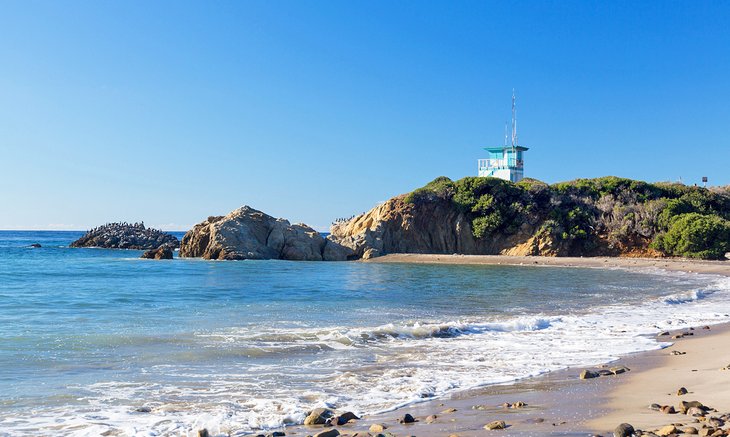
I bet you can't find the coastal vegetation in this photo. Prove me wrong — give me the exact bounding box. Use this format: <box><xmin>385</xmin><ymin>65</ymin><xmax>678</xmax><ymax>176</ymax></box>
<box><xmin>402</xmin><ymin>176</ymin><xmax>730</xmax><ymax>259</ymax></box>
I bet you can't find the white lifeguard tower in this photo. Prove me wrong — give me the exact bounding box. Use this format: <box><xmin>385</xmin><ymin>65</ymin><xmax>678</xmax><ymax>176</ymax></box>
<box><xmin>477</xmin><ymin>91</ymin><xmax>529</xmax><ymax>183</ymax></box>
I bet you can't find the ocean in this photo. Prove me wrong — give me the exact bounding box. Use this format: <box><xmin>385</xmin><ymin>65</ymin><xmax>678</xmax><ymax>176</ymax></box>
<box><xmin>1</xmin><ymin>230</ymin><xmax>729</xmax><ymax>436</ymax></box>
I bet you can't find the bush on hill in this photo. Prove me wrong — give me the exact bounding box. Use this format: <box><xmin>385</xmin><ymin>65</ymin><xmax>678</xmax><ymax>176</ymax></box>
<box><xmin>651</xmin><ymin>213</ymin><xmax>730</xmax><ymax>260</ymax></box>
<box><xmin>405</xmin><ymin>175</ymin><xmax>730</xmax><ymax>259</ymax></box>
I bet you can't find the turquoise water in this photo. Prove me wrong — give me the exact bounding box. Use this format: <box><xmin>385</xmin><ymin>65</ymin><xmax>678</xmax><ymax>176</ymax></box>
<box><xmin>1</xmin><ymin>231</ymin><xmax>729</xmax><ymax>436</ymax></box>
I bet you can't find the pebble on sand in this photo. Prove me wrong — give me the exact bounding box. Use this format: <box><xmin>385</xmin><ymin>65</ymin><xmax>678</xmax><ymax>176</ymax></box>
<box><xmin>613</xmin><ymin>423</ymin><xmax>635</xmax><ymax>437</ymax></box>
<box><xmin>484</xmin><ymin>420</ymin><xmax>506</xmax><ymax>430</ymax></box>
<box><xmin>368</xmin><ymin>424</ymin><xmax>386</xmax><ymax>433</ymax></box>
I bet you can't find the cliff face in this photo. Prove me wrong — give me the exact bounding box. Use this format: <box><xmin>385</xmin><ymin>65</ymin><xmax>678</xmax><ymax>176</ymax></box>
<box><xmin>179</xmin><ymin>206</ymin><xmax>353</xmax><ymax>261</ymax></box>
<box><xmin>329</xmin><ymin>195</ymin><xmax>564</xmax><ymax>259</ymax></box>
<box><xmin>328</xmin><ymin>176</ymin><xmax>730</xmax><ymax>260</ymax></box>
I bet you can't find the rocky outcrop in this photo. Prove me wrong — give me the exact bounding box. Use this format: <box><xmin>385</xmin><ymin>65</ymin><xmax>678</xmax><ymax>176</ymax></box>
<box><xmin>328</xmin><ymin>195</ymin><xmax>563</xmax><ymax>260</ymax></box>
<box><xmin>140</xmin><ymin>247</ymin><xmax>173</xmax><ymax>260</ymax></box>
<box><xmin>179</xmin><ymin>206</ymin><xmax>353</xmax><ymax>261</ymax></box>
<box><xmin>328</xmin><ymin>176</ymin><xmax>730</xmax><ymax>260</ymax></box>
<box><xmin>71</xmin><ymin>222</ymin><xmax>179</xmax><ymax>250</ymax></box>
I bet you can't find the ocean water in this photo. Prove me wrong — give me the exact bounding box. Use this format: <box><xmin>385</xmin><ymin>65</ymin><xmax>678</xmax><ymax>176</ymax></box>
<box><xmin>1</xmin><ymin>231</ymin><xmax>730</xmax><ymax>436</ymax></box>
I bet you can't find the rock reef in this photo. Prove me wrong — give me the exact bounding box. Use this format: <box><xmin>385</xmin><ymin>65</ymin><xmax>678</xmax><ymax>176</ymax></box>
<box><xmin>70</xmin><ymin>222</ymin><xmax>179</xmax><ymax>250</ymax></box>
<box><xmin>179</xmin><ymin>206</ymin><xmax>353</xmax><ymax>261</ymax></box>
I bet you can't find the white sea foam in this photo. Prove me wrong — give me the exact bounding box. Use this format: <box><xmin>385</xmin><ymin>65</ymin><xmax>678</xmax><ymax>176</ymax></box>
<box><xmin>3</xmin><ymin>271</ymin><xmax>730</xmax><ymax>436</ymax></box>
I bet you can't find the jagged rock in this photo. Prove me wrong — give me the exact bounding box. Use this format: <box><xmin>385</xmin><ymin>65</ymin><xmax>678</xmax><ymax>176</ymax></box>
<box><xmin>71</xmin><ymin>222</ymin><xmax>179</xmax><ymax>250</ymax></box>
<box><xmin>30</xmin><ymin>243</ymin><xmax>42</xmax><ymax>248</ymax></box>
<box><xmin>328</xmin><ymin>411</ymin><xmax>359</xmax><ymax>426</ymax></box>
<box><xmin>610</xmin><ymin>365</ymin><xmax>630</xmax><ymax>375</ymax></box>
<box><xmin>303</xmin><ymin>408</ymin><xmax>334</xmax><ymax>425</ymax></box>
<box><xmin>580</xmin><ymin>369</ymin><xmax>599</xmax><ymax>379</ymax></box>
<box><xmin>677</xmin><ymin>387</ymin><xmax>688</xmax><ymax>396</ymax></box>
<box><xmin>613</xmin><ymin>423</ymin><xmax>635</xmax><ymax>437</ymax></box>
<box><xmin>180</xmin><ymin>206</ymin><xmax>343</xmax><ymax>261</ymax></box>
<box><xmin>141</xmin><ymin>247</ymin><xmax>173</xmax><ymax>260</ymax></box>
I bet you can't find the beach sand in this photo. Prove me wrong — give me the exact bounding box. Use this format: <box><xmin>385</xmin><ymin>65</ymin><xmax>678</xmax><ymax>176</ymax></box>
<box><xmin>271</xmin><ymin>255</ymin><xmax>730</xmax><ymax>437</ymax></box>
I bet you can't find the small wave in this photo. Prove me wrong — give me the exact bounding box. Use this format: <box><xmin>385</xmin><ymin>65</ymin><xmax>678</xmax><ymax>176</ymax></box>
<box><xmin>662</xmin><ymin>289</ymin><xmax>713</xmax><ymax>304</ymax></box>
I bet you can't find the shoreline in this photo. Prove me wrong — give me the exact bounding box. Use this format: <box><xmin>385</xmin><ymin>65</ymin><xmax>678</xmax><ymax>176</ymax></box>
<box><xmin>268</xmin><ymin>255</ymin><xmax>730</xmax><ymax>437</ymax></box>
<box><xmin>366</xmin><ymin>253</ymin><xmax>730</xmax><ymax>276</ymax></box>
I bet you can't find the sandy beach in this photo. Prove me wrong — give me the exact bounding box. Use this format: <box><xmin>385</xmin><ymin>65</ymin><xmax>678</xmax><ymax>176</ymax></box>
<box><xmin>272</xmin><ymin>254</ymin><xmax>730</xmax><ymax>437</ymax></box>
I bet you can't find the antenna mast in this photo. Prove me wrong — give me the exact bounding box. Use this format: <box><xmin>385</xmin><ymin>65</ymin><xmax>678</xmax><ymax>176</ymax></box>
<box><xmin>511</xmin><ymin>89</ymin><xmax>517</xmax><ymax>148</ymax></box>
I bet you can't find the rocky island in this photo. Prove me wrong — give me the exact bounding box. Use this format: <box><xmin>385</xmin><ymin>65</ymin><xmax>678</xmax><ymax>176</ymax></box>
<box><xmin>70</xmin><ymin>222</ymin><xmax>179</xmax><ymax>250</ymax></box>
<box><xmin>328</xmin><ymin>176</ymin><xmax>730</xmax><ymax>260</ymax></box>
<box><xmin>179</xmin><ymin>206</ymin><xmax>353</xmax><ymax>261</ymax></box>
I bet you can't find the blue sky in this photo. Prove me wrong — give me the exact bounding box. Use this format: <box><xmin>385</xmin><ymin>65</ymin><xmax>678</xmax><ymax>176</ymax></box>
<box><xmin>1</xmin><ymin>1</ymin><xmax>728</xmax><ymax>231</ymax></box>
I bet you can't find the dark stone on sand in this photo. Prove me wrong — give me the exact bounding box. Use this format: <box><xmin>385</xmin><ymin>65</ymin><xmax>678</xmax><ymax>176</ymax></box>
<box><xmin>703</xmin><ymin>326</ymin><xmax>711</xmax><ymax>330</ymax></box>
<box><xmin>198</xmin><ymin>430</ymin><xmax>210</xmax><ymax>437</ymax></box>
<box><xmin>677</xmin><ymin>387</ymin><xmax>688</xmax><ymax>395</ymax></box>
<box><xmin>613</xmin><ymin>423</ymin><xmax>635</xmax><ymax>437</ymax></box>
<box><xmin>135</xmin><ymin>406</ymin><xmax>151</xmax><ymax>413</ymax></box>
<box><xmin>649</xmin><ymin>403</ymin><xmax>662</xmax><ymax>411</ymax></box>
<box><xmin>658</xmin><ymin>331</ymin><xmax>670</xmax><ymax>336</ymax></box>
<box><xmin>267</xmin><ymin>433</ymin><xmax>285</xmax><ymax>437</ymax></box>
<box><xmin>329</xmin><ymin>411</ymin><xmax>359</xmax><ymax>425</ymax></box>
<box><xmin>313</xmin><ymin>430</ymin><xmax>339</xmax><ymax>437</ymax></box>
<box><xmin>580</xmin><ymin>369</ymin><xmax>599</xmax><ymax>379</ymax></box>
<box><xmin>399</xmin><ymin>413</ymin><xmax>416</xmax><ymax>424</ymax></box>
<box><xmin>610</xmin><ymin>365</ymin><xmax>630</xmax><ymax>375</ymax></box>
<box><xmin>30</xmin><ymin>243</ymin><xmax>41</xmax><ymax>248</ymax></box>
<box><xmin>141</xmin><ymin>247</ymin><xmax>173</xmax><ymax>260</ymax></box>
<box><xmin>660</xmin><ymin>405</ymin><xmax>676</xmax><ymax>414</ymax></box>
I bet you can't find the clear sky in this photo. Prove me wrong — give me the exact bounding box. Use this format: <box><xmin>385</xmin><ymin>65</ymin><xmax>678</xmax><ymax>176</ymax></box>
<box><xmin>1</xmin><ymin>1</ymin><xmax>729</xmax><ymax>231</ymax></box>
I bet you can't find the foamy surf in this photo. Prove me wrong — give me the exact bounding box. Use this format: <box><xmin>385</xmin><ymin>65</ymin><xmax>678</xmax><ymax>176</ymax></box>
<box><xmin>2</xmin><ymin>244</ymin><xmax>730</xmax><ymax>437</ymax></box>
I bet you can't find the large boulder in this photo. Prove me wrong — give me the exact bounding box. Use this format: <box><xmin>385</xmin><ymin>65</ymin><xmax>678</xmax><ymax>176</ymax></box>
<box><xmin>180</xmin><ymin>206</ymin><xmax>345</xmax><ymax>261</ymax></box>
<box><xmin>70</xmin><ymin>222</ymin><xmax>179</xmax><ymax>250</ymax></box>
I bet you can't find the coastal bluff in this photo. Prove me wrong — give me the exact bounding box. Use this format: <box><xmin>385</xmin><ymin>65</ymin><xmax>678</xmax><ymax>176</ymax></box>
<box><xmin>179</xmin><ymin>206</ymin><xmax>353</xmax><ymax>261</ymax></box>
<box><xmin>70</xmin><ymin>222</ymin><xmax>179</xmax><ymax>250</ymax></box>
<box><xmin>328</xmin><ymin>176</ymin><xmax>730</xmax><ymax>260</ymax></box>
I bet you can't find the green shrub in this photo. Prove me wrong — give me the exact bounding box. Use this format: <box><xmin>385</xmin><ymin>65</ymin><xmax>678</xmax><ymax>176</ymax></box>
<box><xmin>652</xmin><ymin>213</ymin><xmax>730</xmax><ymax>260</ymax></box>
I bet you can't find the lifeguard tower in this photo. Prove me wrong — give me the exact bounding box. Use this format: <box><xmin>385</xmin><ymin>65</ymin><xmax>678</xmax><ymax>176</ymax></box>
<box><xmin>477</xmin><ymin>92</ymin><xmax>529</xmax><ymax>183</ymax></box>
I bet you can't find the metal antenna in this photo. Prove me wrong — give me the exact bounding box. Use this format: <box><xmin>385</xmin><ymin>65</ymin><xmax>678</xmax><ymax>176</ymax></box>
<box><xmin>511</xmin><ymin>89</ymin><xmax>517</xmax><ymax>148</ymax></box>
<box><xmin>504</xmin><ymin>122</ymin><xmax>508</xmax><ymax>147</ymax></box>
